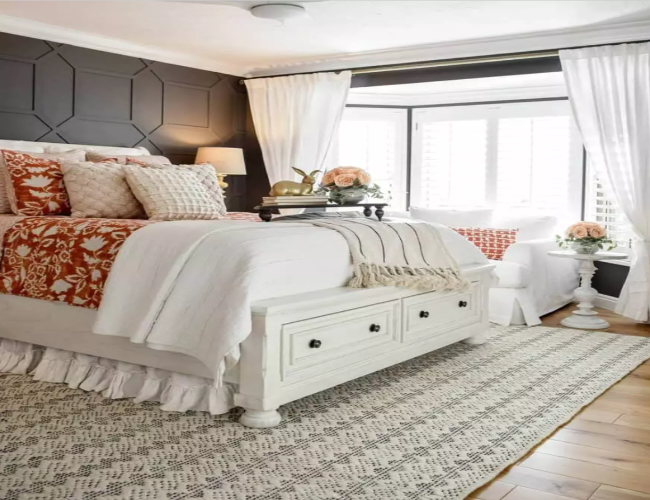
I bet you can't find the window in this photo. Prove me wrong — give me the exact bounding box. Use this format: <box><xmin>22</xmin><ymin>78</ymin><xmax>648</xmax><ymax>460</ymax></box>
<box><xmin>327</xmin><ymin>107</ymin><xmax>408</xmax><ymax>210</ymax></box>
<box><xmin>585</xmin><ymin>165</ymin><xmax>635</xmax><ymax>250</ymax></box>
<box><xmin>411</xmin><ymin>101</ymin><xmax>584</xmax><ymax>224</ymax></box>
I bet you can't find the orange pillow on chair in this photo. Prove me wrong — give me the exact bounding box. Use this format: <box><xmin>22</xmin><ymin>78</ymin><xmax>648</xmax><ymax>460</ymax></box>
<box><xmin>451</xmin><ymin>227</ymin><xmax>519</xmax><ymax>260</ymax></box>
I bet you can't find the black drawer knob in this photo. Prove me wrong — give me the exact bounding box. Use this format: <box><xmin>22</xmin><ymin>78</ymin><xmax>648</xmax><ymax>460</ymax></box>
<box><xmin>369</xmin><ymin>324</ymin><xmax>381</xmax><ymax>333</ymax></box>
<box><xmin>308</xmin><ymin>339</ymin><xmax>322</xmax><ymax>349</ymax></box>
<box><xmin>419</xmin><ymin>311</ymin><xmax>430</xmax><ymax>319</ymax></box>
<box><xmin>458</xmin><ymin>300</ymin><xmax>468</xmax><ymax>308</ymax></box>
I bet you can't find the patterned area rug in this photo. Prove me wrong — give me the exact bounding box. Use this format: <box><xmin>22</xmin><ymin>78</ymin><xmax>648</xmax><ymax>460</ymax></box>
<box><xmin>2</xmin><ymin>325</ymin><xmax>650</xmax><ymax>500</ymax></box>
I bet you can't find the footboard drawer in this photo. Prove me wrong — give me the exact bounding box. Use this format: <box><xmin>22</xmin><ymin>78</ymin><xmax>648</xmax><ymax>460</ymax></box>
<box><xmin>402</xmin><ymin>284</ymin><xmax>481</xmax><ymax>341</ymax></box>
<box><xmin>281</xmin><ymin>301</ymin><xmax>401</xmax><ymax>382</ymax></box>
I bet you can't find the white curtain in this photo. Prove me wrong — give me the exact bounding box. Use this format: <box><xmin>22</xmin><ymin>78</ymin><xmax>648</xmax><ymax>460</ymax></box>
<box><xmin>245</xmin><ymin>71</ymin><xmax>351</xmax><ymax>188</ymax></box>
<box><xmin>561</xmin><ymin>43</ymin><xmax>650</xmax><ymax>321</ymax></box>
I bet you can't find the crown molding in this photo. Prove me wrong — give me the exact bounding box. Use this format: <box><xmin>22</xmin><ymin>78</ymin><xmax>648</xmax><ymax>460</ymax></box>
<box><xmin>347</xmin><ymin>84</ymin><xmax>568</xmax><ymax>106</ymax></box>
<box><xmin>247</xmin><ymin>20</ymin><xmax>650</xmax><ymax>77</ymax></box>
<box><xmin>1</xmin><ymin>13</ymin><xmax>649</xmax><ymax>80</ymax></box>
<box><xmin>0</xmin><ymin>14</ymin><xmax>247</xmax><ymax>76</ymax></box>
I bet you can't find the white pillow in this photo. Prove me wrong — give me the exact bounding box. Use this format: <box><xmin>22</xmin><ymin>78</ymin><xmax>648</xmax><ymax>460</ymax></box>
<box><xmin>130</xmin><ymin>162</ymin><xmax>227</xmax><ymax>217</ymax></box>
<box><xmin>491</xmin><ymin>211</ymin><xmax>558</xmax><ymax>242</ymax></box>
<box><xmin>61</xmin><ymin>162</ymin><xmax>145</xmax><ymax>219</ymax></box>
<box><xmin>125</xmin><ymin>167</ymin><xmax>224</xmax><ymax>221</ymax></box>
<box><xmin>0</xmin><ymin>141</ymin><xmax>45</xmax><ymax>153</ymax></box>
<box><xmin>86</xmin><ymin>152</ymin><xmax>171</xmax><ymax>166</ymax></box>
<box><xmin>46</xmin><ymin>145</ymin><xmax>149</xmax><ymax>156</ymax></box>
<box><xmin>410</xmin><ymin>207</ymin><xmax>494</xmax><ymax>227</ymax></box>
<box><xmin>178</xmin><ymin>164</ymin><xmax>227</xmax><ymax>217</ymax></box>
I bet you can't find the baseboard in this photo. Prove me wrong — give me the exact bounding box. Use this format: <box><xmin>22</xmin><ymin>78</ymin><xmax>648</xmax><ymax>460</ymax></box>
<box><xmin>594</xmin><ymin>294</ymin><xmax>618</xmax><ymax>311</ymax></box>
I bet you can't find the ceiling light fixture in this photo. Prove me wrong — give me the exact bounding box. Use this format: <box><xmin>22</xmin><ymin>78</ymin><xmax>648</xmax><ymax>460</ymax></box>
<box><xmin>250</xmin><ymin>3</ymin><xmax>308</xmax><ymax>23</ymax></box>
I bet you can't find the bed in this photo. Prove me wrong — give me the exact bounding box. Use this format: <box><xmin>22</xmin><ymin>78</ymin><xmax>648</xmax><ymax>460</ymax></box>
<box><xmin>0</xmin><ymin>141</ymin><xmax>494</xmax><ymax>428</ymax></box>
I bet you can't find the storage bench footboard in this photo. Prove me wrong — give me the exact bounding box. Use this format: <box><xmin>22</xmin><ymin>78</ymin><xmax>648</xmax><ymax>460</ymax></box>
<box><xmin>236</xmin><ymin>263</ymin><xmax>494</xmax><ymax>428</ymax></box>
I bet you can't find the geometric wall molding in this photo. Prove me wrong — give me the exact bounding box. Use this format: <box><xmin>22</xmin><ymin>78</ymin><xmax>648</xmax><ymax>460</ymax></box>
<box><xmin>0</xmin><ymin>32</ymin><xmax>252</xmax><ymax>210</ymax></box>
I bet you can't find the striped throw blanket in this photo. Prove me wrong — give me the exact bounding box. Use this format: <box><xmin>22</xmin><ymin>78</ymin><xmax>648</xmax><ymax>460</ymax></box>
<box><xmin>296</xmin><ymin>218</ymin><xmax>469</xmax><ymax>291</ymax></box>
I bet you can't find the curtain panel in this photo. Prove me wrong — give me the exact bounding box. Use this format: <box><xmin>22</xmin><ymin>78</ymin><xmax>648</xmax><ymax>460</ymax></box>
<box><xmin>560</xmin><ymin>43</ymin><xmax>650</xmax><ymax>321</ymax></box>
<box><xmin>245</xmin><ymin>71</ymin><xmax>351</xmax><ymax>191</ymax></box>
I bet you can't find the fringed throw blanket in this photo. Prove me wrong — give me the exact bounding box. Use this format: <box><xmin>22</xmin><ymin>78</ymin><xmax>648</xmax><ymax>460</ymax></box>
<box><xmin>298</xmin><ymin>218</ymin><xmax>469</xmax><ymax>291</ymax></box>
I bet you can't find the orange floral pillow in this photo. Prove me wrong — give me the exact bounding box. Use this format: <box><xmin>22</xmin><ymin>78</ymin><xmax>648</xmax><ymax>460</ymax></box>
<box><xmin>451</xmin><ymin>227</ymin><xmax>519</xmax><ymax>261</ymax></box>
<box><xmin>1</xmin><ymin>150</ymin><xmax>75</xmax><ymax>216</ymax></box>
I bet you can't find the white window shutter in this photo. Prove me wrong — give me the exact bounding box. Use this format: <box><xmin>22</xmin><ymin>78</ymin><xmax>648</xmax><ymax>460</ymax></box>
<box><xmin>496</xmin><ymin>116</ymin><xmax>574</xmax><ymax>214</ymax></box>
<box><xmin>585</xmin><ymin>166</ymin><xmax>634</xmax><ymax>249</ymax></box>
<box><xmin>330</xmin><ymin>107</ymin><xmax>408</xmax><ymax>210</ymax></box>
<box><xmin>411</xmin><ymin>101</ymin><xmax>583</xmax><ymax>224</ymax></box>
<box><xmin>418</xmin><ymin>120</ymin><xmax>488</xmax><ymax>208</ymax></box>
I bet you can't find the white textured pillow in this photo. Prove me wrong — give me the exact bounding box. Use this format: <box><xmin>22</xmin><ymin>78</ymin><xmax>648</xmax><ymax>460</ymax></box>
<box><xmin>125</xmin><ymin>167</ymin><xmax>224</xmax><ymax>221</ymax></box>
<box><xmin>61</xmin><ymin>162</ymin><xmax>145</xmax><ymax>219</ymax></box>
<box><xmin>127</xmin><ymin>163</ymin><xmax>226</xmax><ymax>217</ymax></box>
<box><xmin>177</xmin><ymin>164</ymin><xmax>227</xmax><ymax>216</ymax></box>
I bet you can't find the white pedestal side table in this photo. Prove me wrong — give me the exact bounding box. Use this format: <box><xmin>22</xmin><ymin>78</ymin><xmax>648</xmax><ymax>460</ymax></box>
<box><xmin>548</xmin><ymin>250</ymin><xmax>628</xmax><ymax>329</ymax></box>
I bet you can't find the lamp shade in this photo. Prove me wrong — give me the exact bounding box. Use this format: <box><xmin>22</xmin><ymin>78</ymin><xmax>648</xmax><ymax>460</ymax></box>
<box><xmin>195</xmin><ymin>147</ymin><xmax>247</xmax><ymax>175</ymax></box>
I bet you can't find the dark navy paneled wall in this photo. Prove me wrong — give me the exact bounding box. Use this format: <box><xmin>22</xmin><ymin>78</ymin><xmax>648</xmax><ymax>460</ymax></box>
<box><xmin>0</xmin><ymin>32</ymin><xmax>258</xmax><ymax>210</ymax></box>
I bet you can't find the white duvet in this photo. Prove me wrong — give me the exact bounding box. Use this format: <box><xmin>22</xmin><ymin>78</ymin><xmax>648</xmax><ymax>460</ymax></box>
<box><xmin>94</xmin><ymin>219</ymin><xmax>487</xmax><ymax>384</ymax></box>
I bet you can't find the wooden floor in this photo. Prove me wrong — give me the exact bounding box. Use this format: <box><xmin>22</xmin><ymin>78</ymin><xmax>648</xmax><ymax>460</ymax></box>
<box><xmin>469</xmin><ymin>305</ymin><xmax>650</xmax><ymax>500</ymax></box>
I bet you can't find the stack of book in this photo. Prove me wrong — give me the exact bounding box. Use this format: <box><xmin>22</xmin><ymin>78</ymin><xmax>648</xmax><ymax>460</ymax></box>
<box><xmin>262</xmin><ymin>195</ymin><xmax>329</xmax><ymax>206</ymax></box>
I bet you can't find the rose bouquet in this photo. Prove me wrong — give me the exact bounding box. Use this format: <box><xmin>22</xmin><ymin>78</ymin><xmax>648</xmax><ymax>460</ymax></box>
<box><xmin>556</xmin><ymin>222</ymin><xmax>616</xmax><ymax>254</ymax></box>
<box><xmin>316</xmin><ymin>167</ymin><xmax>384</xmax><ymax>205</ymax></box>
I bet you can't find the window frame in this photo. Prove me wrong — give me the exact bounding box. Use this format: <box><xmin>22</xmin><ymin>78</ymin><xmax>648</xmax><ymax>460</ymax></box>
<box><xmin>329</xmin><ymin>106</ymin><xmax>409</xmax><ymax>210</ymax></box>
<box><xmin>584</xmin><ymin>161</ymin><xmax>635</xmax><ymax>259</ymax></box>
<box><xmin>409</xmin><ymin>99</ymin><xmax>585</xmax><ymax>222</ymax></box>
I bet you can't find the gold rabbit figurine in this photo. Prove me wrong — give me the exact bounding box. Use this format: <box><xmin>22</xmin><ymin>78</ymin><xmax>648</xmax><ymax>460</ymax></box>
<box><xmin>269</xmin><ymin>167</ymin><xmax>321</xmax><ymax>196</ymax></box>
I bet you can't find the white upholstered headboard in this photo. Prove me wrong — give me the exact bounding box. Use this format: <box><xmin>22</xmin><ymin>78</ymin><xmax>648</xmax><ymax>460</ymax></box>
<box><xmin>0</xmin><ymin>140</ymin><xmax>151</xmax><ymax>156</ymax></box>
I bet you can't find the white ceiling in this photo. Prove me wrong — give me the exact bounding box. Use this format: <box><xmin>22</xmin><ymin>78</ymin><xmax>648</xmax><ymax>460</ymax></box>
<box><xmin>348</xmin><ymin>72</ymin><xmax>568</xmax><ymax>105</ymax></box>
<box><xmin>0</xmin><ymin>1</ymin><xmax>649</xmax><ymax>77</ymax></box>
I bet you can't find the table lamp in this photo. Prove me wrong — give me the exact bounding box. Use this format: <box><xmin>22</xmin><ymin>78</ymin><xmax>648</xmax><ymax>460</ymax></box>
<box><xmin>195</xmin><ymin>147</ymin><xmax>247</xmax><ymax>192</ymax></box>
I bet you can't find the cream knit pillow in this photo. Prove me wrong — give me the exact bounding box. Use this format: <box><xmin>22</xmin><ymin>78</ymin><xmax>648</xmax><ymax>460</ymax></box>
<box><xmin>177</xmin><ymin>164</ymin><xmax>227</xmax><ymax>216</ymax></box>
<box><xmin>125</xmin><ymin>167</ymin><xmax>224</xmax><ymax>221</ymax></box>
<box><xmin>125</xmin><ymin>163</ymin><xmax>226</xmax><ymax>217</ymax></box>
<box><xmin>61</xmin><ymin>162</ymin><xmax>145</xmax><ymax>219</ymax></box>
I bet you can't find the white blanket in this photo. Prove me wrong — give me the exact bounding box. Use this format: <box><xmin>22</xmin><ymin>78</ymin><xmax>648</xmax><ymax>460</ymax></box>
<box><xmin>94</xmin><ymin>219</ymin><xmax>487</xmax><ymax>384</ymax></box>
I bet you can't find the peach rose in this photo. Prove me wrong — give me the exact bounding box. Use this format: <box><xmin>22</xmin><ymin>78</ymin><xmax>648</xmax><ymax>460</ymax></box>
<box><xmin>337</xmin><ymin>166</ymin><xmax>362</xmax><ymax>174</ymax></box>
<box><xmin>334</xmin><ymin>173</ymin><xmax>356</xmax><ymax>187</ymax></box>
<box><xmin>321</xmin><ymin>171</ymin><xmax>336</xmax><ymax>185</ymax></box>
<box><xmin>357</xmin><ymin>171</ymin><xmax>371</xmax><ymax>185</ymax></box>
<box><xmin>589</xmin><ymin>226</ymin><xmax>606</xmax><ymax>238</ymax></box>
<box><xmin>565</xmin><ymin>224</ymin><xmax>579</xmax><ymax>237</ymax></box>
<box><xmin>572</xmin><ymin>226</ymin><xmax>589</xmax><ymax>238</ymax></box>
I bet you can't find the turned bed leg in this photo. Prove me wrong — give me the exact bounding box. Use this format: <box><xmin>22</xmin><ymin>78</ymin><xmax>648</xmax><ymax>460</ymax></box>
<box><xmin>463</xmin><ymin>331</ymin><xmax>487</xmax><ymax>345</ymax></box>
<box><xmin>239</xmin><ymin>408</ymin><xmax>282</xmax><ymax>428</ymax></box>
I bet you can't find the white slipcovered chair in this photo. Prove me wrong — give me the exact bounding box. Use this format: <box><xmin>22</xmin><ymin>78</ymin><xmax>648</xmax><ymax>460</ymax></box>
<box><xmin>395</xmin><ymin>208</ymin><xmax>579</xmax><ymax>326</ymax></box>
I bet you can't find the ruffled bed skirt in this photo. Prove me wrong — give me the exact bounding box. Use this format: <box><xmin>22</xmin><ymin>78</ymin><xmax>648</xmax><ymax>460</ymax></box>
<box><xmin>0</xmin><ymin>338</ymin><xmax>236</xmax><ymax>414</ymax></box>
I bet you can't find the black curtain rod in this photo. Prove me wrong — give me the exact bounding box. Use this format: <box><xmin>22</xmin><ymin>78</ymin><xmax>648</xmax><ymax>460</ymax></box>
<box><xmin>237</xmin><ymin>38</ymin><xmax>650</xmax><ymax>85</ymax></box>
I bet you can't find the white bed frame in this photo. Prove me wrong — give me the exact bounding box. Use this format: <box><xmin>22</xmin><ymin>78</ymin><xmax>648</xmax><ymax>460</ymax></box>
<box><xmin>0</xmin><ymin>263</ymin><xmax>493</xmax><ymax>427</ymax></box>
<box><xmin>0</xmin><ymin>140</ymin><xmax>494</xmax><ymax>427</ymax></box>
